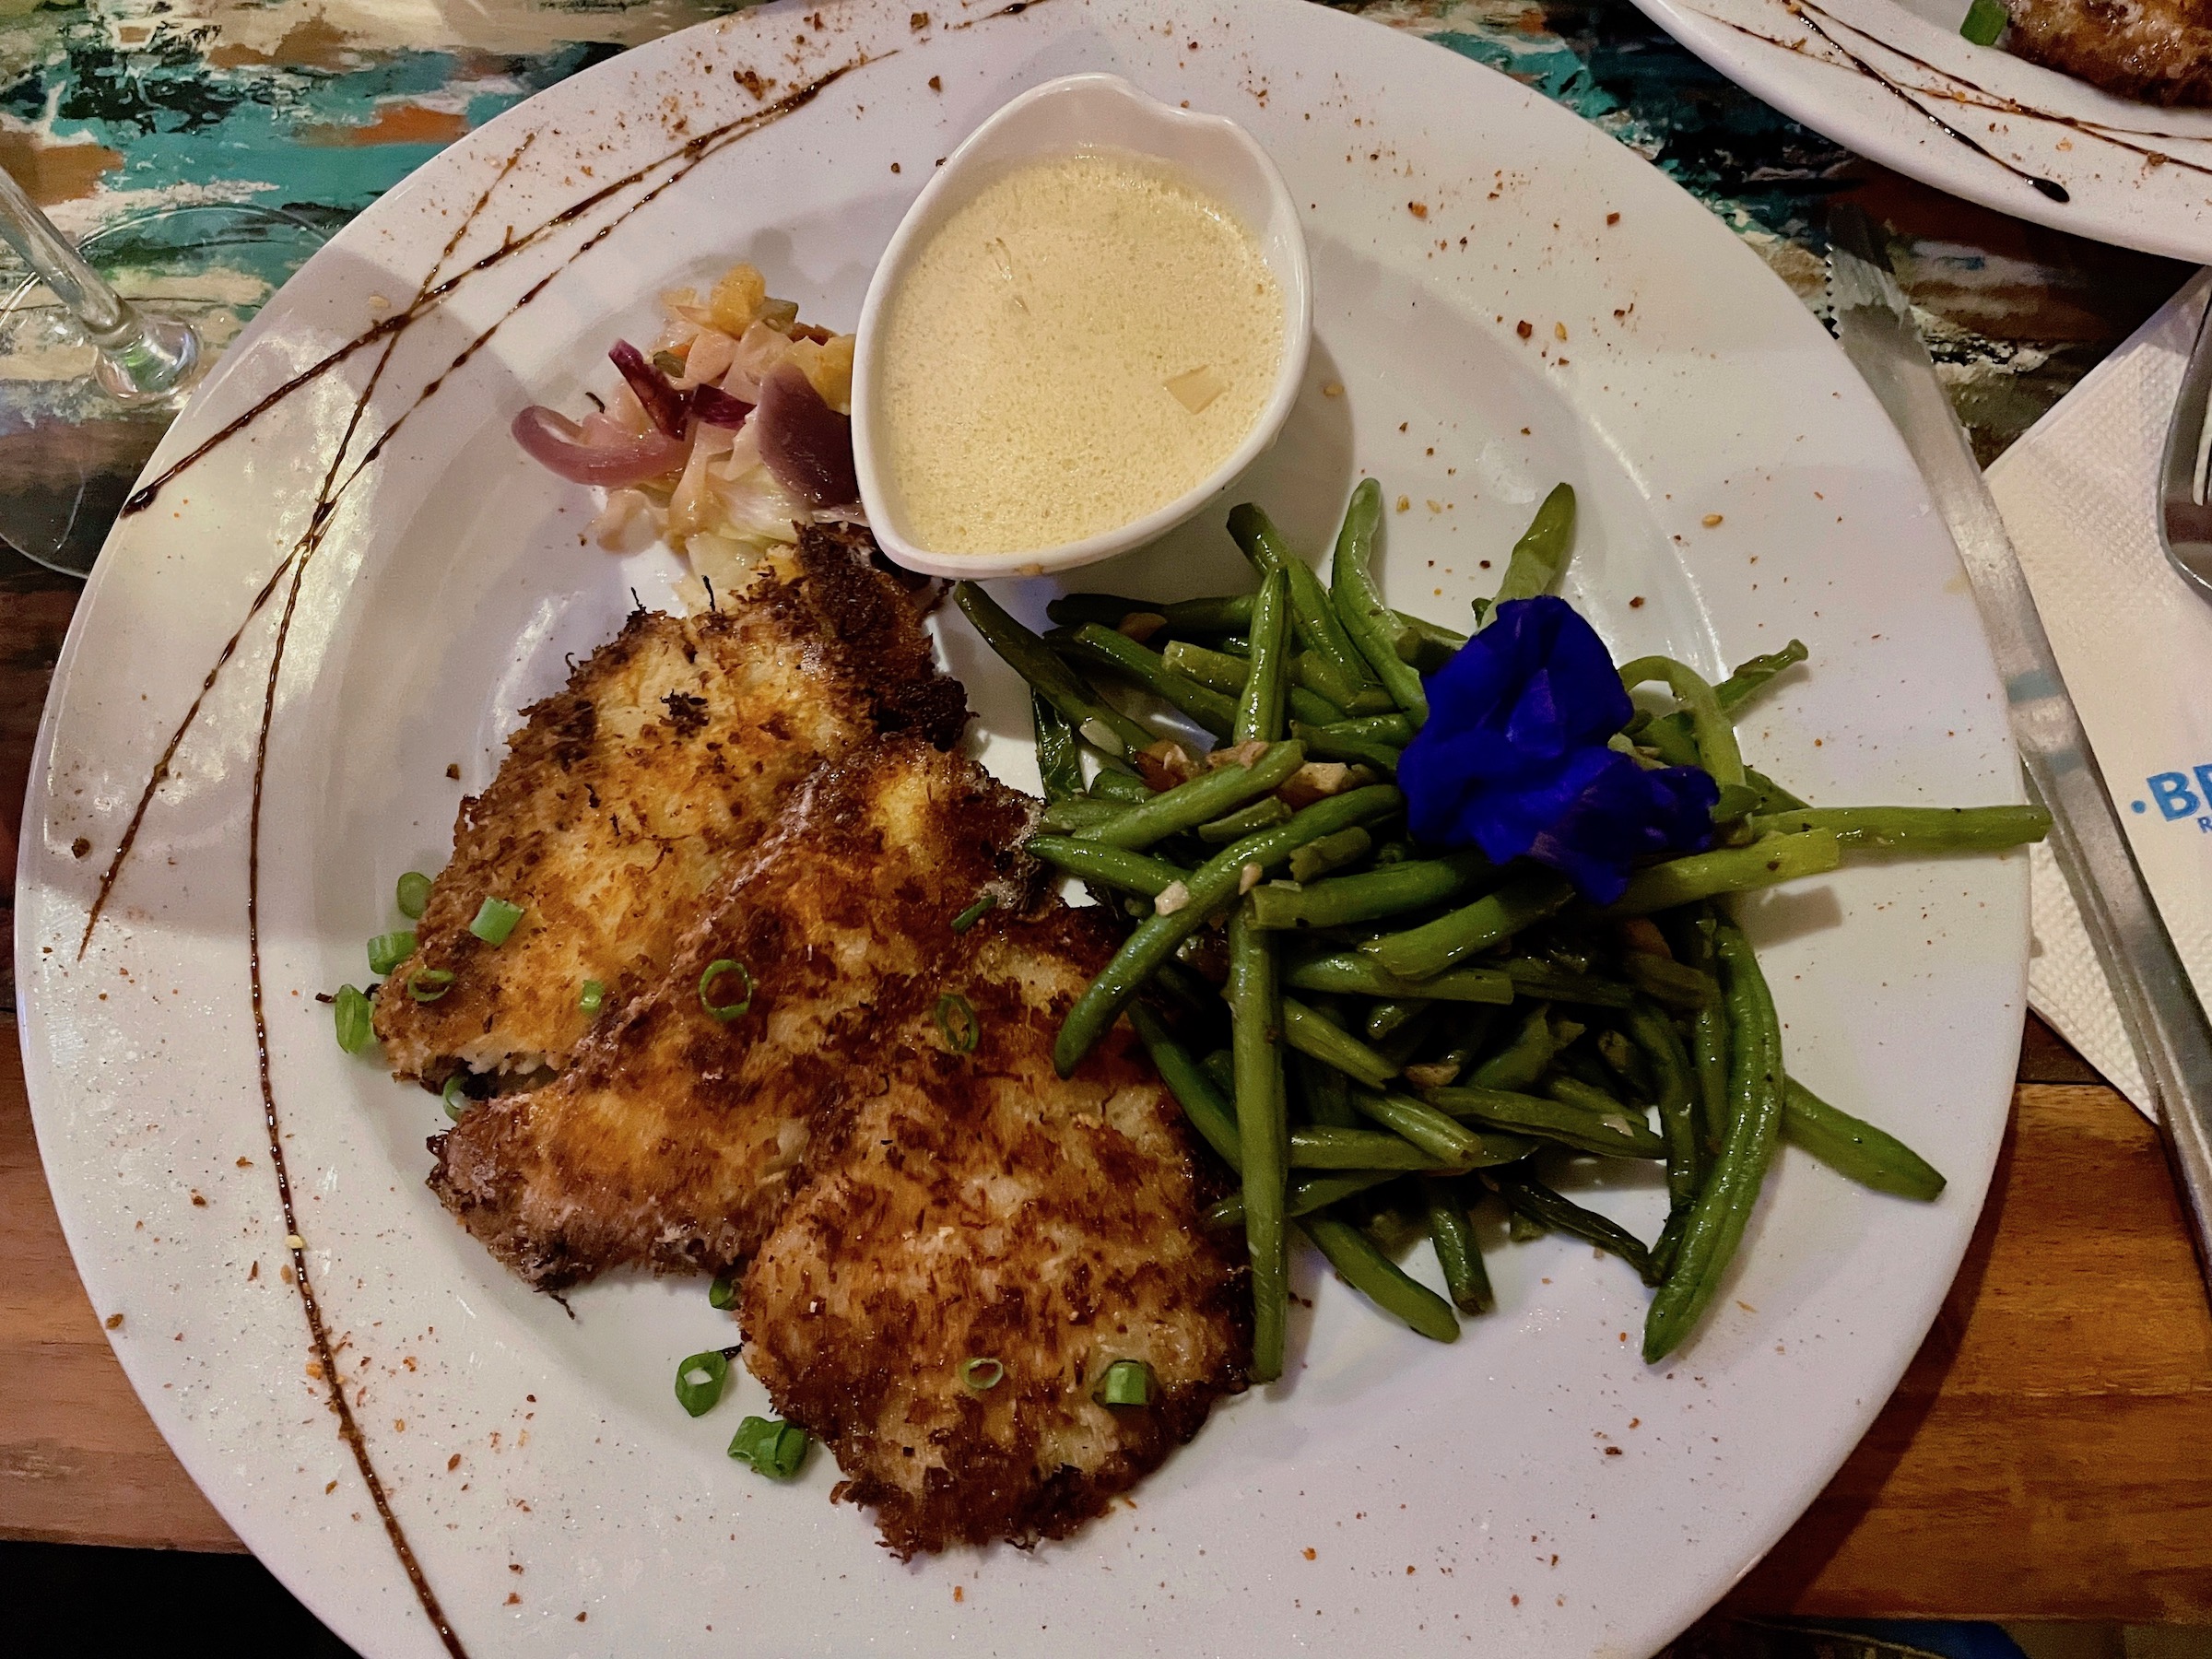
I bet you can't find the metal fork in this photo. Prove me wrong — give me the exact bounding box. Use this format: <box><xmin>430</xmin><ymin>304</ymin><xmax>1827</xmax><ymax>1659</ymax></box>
<box><xmin>2161</xmin><ymin>288</ymin><xmax>2212</xmax><ymax>599</ymax></box>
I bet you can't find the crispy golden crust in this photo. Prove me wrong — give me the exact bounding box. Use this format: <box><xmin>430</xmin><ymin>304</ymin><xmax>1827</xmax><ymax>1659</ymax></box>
<box><xmin>2006</xmin><ymin>0</ymin><xmax>2212</xmax><ymax>105</ymax></box>
<box><xmin>374</xmin><ymin>525</ymin><xmax>966</xmax><ymax>1084</ymax></box>
<box><xmin>427</xmin><ymin>737</ymin><xmax>1041</xmax><ymax>1288</ymax></box>
<box><xmin>739</xmin><ymin>910</ymin><xmax>1249</xmax><ymax>1559</ymax></box>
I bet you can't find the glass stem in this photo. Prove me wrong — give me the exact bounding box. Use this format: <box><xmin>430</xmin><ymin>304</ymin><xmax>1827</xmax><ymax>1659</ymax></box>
<box><xmin>0</xmin><ymin>164</ymin><xmax>197</xmax><ymax>401</ymax></box>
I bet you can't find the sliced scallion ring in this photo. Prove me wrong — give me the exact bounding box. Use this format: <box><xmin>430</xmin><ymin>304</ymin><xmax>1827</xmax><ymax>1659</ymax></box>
<box><xmin>366</xmin><ymin>930</ymin><xmax>417</xmax><ymax>976</ymax></box>
<box><xmin>935</xmin><ymin>992</ymin><xmax>979</xmax><ymax>1054</ymax></box>
<box><xmin>1095</xmin><ymin>1358</ymin><xmax>1153</xmax><ymax>1407</ymax></box>
<box><xmin>699</xmin><ymin>959</ymin><xmax>754</xmax><ymax>1021</ymax></box>
<box><xmin>468</xmin><ymin>896</ymin><xmax>524</xmax><ymax>946</ymax></box>
<box><xmin>395</xmin><ymin>871</ymin><xmax>432</xmax><ymax>920</ymax></box>
<box><xmin>727</xmin><ymin>1415</ymin><xmax>808</xmax><ymax>1479</ymax></box>
<box><xmin>707</xmin><ymin>1271</ymin><xmax>737</xmax><ymax>1312</ymax></box>
<box><xmin>959</xmin><ymin>1357</ymin><xmax>1005</xmax><ymax>1392</ymax></box>
<box><xmin>332</xmin><ymin>984</ymin><xmax>372</xmax><ymax>1054</ymax></box>
<box><xmin>407</xmin><ymin>967</ymin><xmax>455</xmax><ymax>1004</ymax></box>
<box><xmin>675</xmin><ymin>1348</ymin><xmax>731</xmax><ymax>1417</ymax></box>
<box><xmin>951</xmin><ymin>894</ymin><xmax>996</xmax><ymax>934</ymax></box>
<box><xmin>579</xmin><ymin>978</ymin><xmax>606</xmax><ymax>1017</ymax></box>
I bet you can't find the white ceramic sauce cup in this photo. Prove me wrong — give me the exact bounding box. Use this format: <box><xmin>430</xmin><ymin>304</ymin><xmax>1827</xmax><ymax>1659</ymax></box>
<box><xmin>851</xmin><ymin>73</ymin><xmax>1312</xmax><ymax>579</ymax></box>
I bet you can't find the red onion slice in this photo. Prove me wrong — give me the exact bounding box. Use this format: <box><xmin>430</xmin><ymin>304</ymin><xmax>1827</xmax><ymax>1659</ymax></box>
<box><xmin>608</xmin><ymin>339</ymin><xmax>690</xmax><ymax>440</ymax></box>
<box><xmin>755</xmin><ymin>361</ymin><xmax>857</xmax><ymax>508</ymax></box>
<box><xmin>691</xmin><ymin>383</ymin><xmax>755</xmax><ymax>429</ymax></box>
<box><xmin>511</xmin><ymin>406</ymin><xmax>687</xmax><ymax>488</ymax></box>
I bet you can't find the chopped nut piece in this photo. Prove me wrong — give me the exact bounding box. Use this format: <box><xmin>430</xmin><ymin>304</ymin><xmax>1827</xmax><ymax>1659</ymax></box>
<box><xmin>1155</xmin><ymin>881</ymin><xmax>1193</xmax><ymax>916</ymax></box>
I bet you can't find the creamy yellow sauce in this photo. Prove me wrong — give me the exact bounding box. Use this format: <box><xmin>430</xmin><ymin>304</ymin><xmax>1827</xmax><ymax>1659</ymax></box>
<box><xmin>877</xmin><ymin>147</ymin><xmax>1283</xmax><ymax>556</ymax></box>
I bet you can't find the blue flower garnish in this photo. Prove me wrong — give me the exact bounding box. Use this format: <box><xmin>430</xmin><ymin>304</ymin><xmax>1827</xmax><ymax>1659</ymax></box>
<box><xmin>1400</xmin><ymin>595</ymin><xmax>1719</xmax><ymax>903</ymax></box>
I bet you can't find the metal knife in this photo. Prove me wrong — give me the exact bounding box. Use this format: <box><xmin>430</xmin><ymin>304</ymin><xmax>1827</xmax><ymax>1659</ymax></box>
<box><xmin>1827</xmin><ymin>205</ymin><xmax>2212</xmax><ymax>1301</ymax></box>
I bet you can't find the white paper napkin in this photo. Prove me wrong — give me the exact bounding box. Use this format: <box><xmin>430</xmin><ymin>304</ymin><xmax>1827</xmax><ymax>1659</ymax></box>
<box><xmin>1983</xmin><ymin>271</ymin><xmax>2212</xmax><ymax>1119</ymax></box>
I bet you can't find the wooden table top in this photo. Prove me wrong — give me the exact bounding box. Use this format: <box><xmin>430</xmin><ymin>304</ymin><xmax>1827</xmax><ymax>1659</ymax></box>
<box><xmin>6</xmin><ymin>546</ymin><xmax>2212</xmax><ymax>1618</ymax></box>
<box><xmin>2</xmin><ymin>0</ymin><xmax>2209</xmax><ymax>1625</ymax></box>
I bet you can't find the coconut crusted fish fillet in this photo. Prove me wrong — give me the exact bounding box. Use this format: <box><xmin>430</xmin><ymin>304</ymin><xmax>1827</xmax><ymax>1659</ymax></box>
<box><xmin>2006</xmin><ymin>0</ymin><xmax>2212</xmax><ymax>105</ymax></box>
<box><xmin>427</xmin><ymin>736</ymin><xmax>1046</xmax><ymax>1287</ymax></box>
<box><xmin>740</xmin><ymin>909</ymin><xmax>1249</xmax><ymax>1558</ymax></box>
<box><xmin>373</xmin><ymin>524</ymin><xmax>966</xmax><ymax>1085</ymax></box>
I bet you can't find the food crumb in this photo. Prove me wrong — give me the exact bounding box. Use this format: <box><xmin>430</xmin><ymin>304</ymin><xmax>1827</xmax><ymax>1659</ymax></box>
<box><xmin>954</xmin><ymin>1586</ymin><xmax>965</xmax><ymax>1604</ymax></box>
<box><xmin>1606</xmin><ymin>211</ymin><xmax>1620</xmax><ymax>225</ymax></box>
<box><xmin>1515</xmin><ymin>320</ymin><xmax>1533</xmax><ymax>339</ymax></box>
<box><xmin>928</xmin><ymin>75</ymin><xmax>942</xmax><ymax>91</ymax></box>
<box><xmin>445</xmin><ymin>763</ymin><xmax>461</xmax><ymax>780</ymax></box>
<box><xmin>1702</xmin><ymin>513</ymin><xmax>1724</xmax><ymax>527</ymax></box>
<box><xmin>1395</xmin><ymin>495</ymin><xmax>1410</xmax><ymax>512</ymax></box>
<box><xmin>1407</xmin><ymin>201</ymin><xmax>1428</xmax><ymax>218</ymax></box>
<box><xmin>70</xmin><ymin>837</ymin><xmax>89</xmax><ymax>859</ymax></box>
<box><xmin>1425</xmin><ymin>499</ymin><xmax>1441</xmax><ymax>513</ymax></box>
<box><xmin>1321</xmin><ymin>382</ymin><xmax>1344</xmax><ymax>397</ymax></box>
<box><xmin>505</xmin><ymin>1594</ymin><xmax>521</xmax><ymax>1606</ymax></box>
<box><xmin>1303</xmin><ymin>1547</ymin><xmax>1316</xmax><ymax>1560</ymax></box>
<box><xmin>1553</xmin><ymin>322</ymin><xmax>1568</xmax><ymax>341</ymax></box>
<box><xmin>1629</xmin><ymin>595</ymin><xmax>1645</xmax><ymax>608</ymax></box>
<box><xmin>1605</xmin><ymin>1446</ymin><xmax>1623</xmax><ymax>1456</ymax></box>
<box><xmin>891</xmin><ymin>161</ymin><xmax>901</xmax><ymax>173</ymax></box>
<box><xmin>448</xmin><ymin>1453</ymin><xmax>463</xmax><ymax>1471</ymax></box>
<box><xmin>105</xmin><ymin>1313</ymin><xmax>124</xmax><ymax>1330</ymax></box>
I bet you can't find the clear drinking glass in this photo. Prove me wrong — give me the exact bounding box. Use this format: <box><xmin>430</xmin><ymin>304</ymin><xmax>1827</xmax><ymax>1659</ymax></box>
<box><xmin>0</xmin><ymin>178</ymin><xmax>326</xmax><ymax>577</ymax></box>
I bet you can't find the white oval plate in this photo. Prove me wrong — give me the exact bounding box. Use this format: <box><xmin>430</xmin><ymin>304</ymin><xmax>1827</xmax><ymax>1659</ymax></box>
<box><xmin>1633</xmin><ymin>0</ymin><xmax>2212</xmax><ymax>262</ymax></box>
<box><xmin>16</xmin><ymin>2</ymin><xmax>2028</xmax><ymax>1654</ymax></box>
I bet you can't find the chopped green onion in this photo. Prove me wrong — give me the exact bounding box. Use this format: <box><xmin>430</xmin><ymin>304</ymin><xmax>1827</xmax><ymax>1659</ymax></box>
<box><xmin>468</xmin><ymin>896</ymin><xmax>524</xmax><ymax>946</ymax></box>
<box><xmin>653</xmin><ymin>348</ymin><xmax>688</xmax><ymax>379</ymax></box>
<box><xmin>441</xmin><ymin>1073</ymin><xmax>470</xmax><ymax>1120</ymax></box>
<box><xmin>700</xmin><ymin>959</ymin><xmax>754</xmax><ymax>1021</ymax></box>
<box><xmin>1959</xmin><ymin>0</ymin><xmax>2006</xmax><ymax>43</ymax></box>
<box><xmin>407</xmin><ymin>967</ymin><xmax>455</xmax><ymax>1004</ymax></box>
<box><xmin>935</xmin><ymin>991</ymin><xmax>979</xmax><ymax>1053</ymax></box>
<box><xmin>579</xmin><ymin>979</ymin><xmax>606</xmax><ymax>1017</ymax></box>
<box><xmin>675</xmin><ymin>1348</ymin><xmax>731</xmax><ymax>1417</ymax></box>
<box><xmin>708</xmin><ymin>1271</ymin><xmax>737</xmax><ymax>1311</ymax></box>
<box><xmin>395</xmin><ymin>871</ymin><xmax>432</xmax><ymax>920</ymax></box>
<box><xmin>960</xmin><ymin>1357</ymin><xmax>1005</xmax><ymax>1392</ymax></box>
<box><xmin>366</xmin><ymin>930</ymin><xmax>417</xmax><ymax>976</ymax></box>
<box><xmin>1095</xmin><ymin>1359</ymin><xmax>1153</xmax><ymax>1407</ymax></box>
<box><xmin>727</xmin><ymin>1414</ymin><xmax>809</xmax><ymax>1479</ymax></box>
<box><xmin>333</xmin><ymin>984</ymin><xmax>372</xmax><ymax>1054</ymax></box>
<box><xmin>951</xmin><ymin>894</ymin><xmax>996</xmax><ymax>933</ymax></box>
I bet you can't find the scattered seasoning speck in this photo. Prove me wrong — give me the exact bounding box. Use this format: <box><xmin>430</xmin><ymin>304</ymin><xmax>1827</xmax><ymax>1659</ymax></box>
<box><xmin>1606</xmin><ymin>211</ymin><xmax>1620</xmax><ymax>225</ymax></box>
<box><xmin>1553</xmin><ymin>322</ymin><xmax>1568</xmax><ymax>341</ymax></box>
<box><xmin>1702</xmin><ymin>513</ymin><xmax>1724</xmax><ymax>527</ymax></box>
<box><xmin>1515</xmin><ymin>320</ymin><xmax>1533</xmax><ymax>339</ymax></box>
<box><xmin>105</xmin><ymin>1313</ymin><xmax>123</xmax><ymax>1330</ymax></box>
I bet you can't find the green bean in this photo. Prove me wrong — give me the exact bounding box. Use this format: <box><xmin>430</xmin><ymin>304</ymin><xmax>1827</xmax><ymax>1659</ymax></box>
<box><xmin>1365</xmin><ymin>999</ymin><xmax>1431</xmax><ymax>1041</ymax></box>
<box><xmin>1502</xmin><ymin>960</ymin><xmax>1637</xmax><ymax>1008</ymax></box>
<box><xmin>1485</xmin><ymin>484</ymin><xmax>1575</xmax><ymax>617</ymax></box>
<box><xmin>1038</xmin><ymin>796</ymin><xmax>1129</xmax><ymax>832</ymax></box>
<box><xmin>1130</xmin><ymin>1005</ymin><xmax>1241</xmax><ymax>1168</ymax></box>
<box><xmin>1033</xmin><ymin>691</ymin><xmax>1084</xmax><ymax>800</ymax></box>
<box><xmin>1628</xmin><ymin>1001</ymin><xmax>1703</xmax><ymax>1222</ymax></box>
<box><xmin>1201</xmin><ymin>1047</ymin><xmax>1236</xmax><ymax>1099</ymax></box>
<box><xmin>1643</xmin><ymin>921</ymin><xmax>1784</xmax><ymax>1361</ymax></box>
<box><xmin>1251</xmin><ymin>852</ymin><xmax>1488</xmax><ymax>932</ymax></box>
<box><xmin>1052</xmin><ymin>785</ymin><xmax>1402</xmax><ymax>1075</ymax></box>
<box><xmin>1293</xmin><ymin>1050</ymin><xmax>1359</xmax><ymax>1128</ymax></box>
<box><xmin>1421</xmin><ymin>1177</ymin><xmax>1494</xmax><ymax>1313</ymax></box>
<box><xmin>1783</xmin><ymin>1077</ymin><xmax>1947</xmax><ymax>1200</ymax></box>
<box><xmin>1617</xmin><ymin>655</ymin><xmax>1747</xmax><ymax>789</ymax></box>
<box><xmin>1321</xmin><ymin>712</ymin><xmax>1415</xmax><ymax>746</ymax></box>
<box><xmin>1606</xmin><ymin>830</ymin><xmax>1841</xmax><ymax>916</ymax></box>
<box><xmin>1746</xmin><ymin>805</ymin><xmax>2051</xmax><ymax>854</ymax></box>
<box><xmin>1354</xmin><ymin>1088</ymin><xmax>1524</xmax><ymax>1169</ymax></box>
<box><xmin>1078</xmin><ymin>739</ymin><xmax>1307</xmax><ymax>852</ymax></box>
<box><xmin>1047</xmin><ymin>592</ymin><xmax>1255</xmax><ymax>633</ymax></box>
<box><xmin>1289</xmin><ymin>719</ymin><xmax>1401</xmax><ymax>773</ymax></box>
<box><xmin>1490</xmin><ymin>1172</ymin><xmax>1659</xmax><ymax>1284</ymax></box>
<box><xmin>1087</xmin><ymin>768</ymin><xmax>1154</xmax><ymax>804</ymax></box>
<box><xmin>1287</xmin><ymin>828</ymin><xmax>1375</xmax><ymax>884</ymax></box>
<box><xmin>956</xmin><ymin>583</ymin><xmax>1155</xmax><ymax>757</ymax></box>
<box><xmin>1237</xmin><ymin>569</ymin><xmax>1290</xmax><ymax>746</ymax></box>
<box><xmin>1325</xmin><ymin>477</ymin><xmax>1430</xmax><ymax>723</ymax></box>
<box><xmin>1162</xmin><ymin>640</ymin><xmax>1347</xmax><ymax>727</ymax></box>
<box><xmin>1427</xmin><ymin>1081</ymin><xmax>1667</xmax><ymax>1159</ymax></box>
<box><xmin>1286</xmin><ymin>951</ymin><xmax>1513</xmax><ymax>1006</ymax></box>
<box><xmin>1226</xmin><ymin>503</ymin><xmax>1377</xmax><ymax>708</ymax></box>
<box><xmin>1296</xmin><ymin>653</ymin><xmax>1397</xmax><ymax>716</ymax></box>
<box><xmin>1622</xmin><ymin>952</ymin><xmax>1722</xmax><ymax>1011</ymax></box>
<box><xmin>1361</xmin><ymin>867</ymin><xmax>1577</xmax><ymax>980</ymax></box>
<box><xmin>1058</xmin><ymin>625</ymin><xmax>1237</xmax><ymax>737</ymax></box>
<box><xmin>1290</xmin><ymin>1124</ymin><xmax>1446</xmax><ymax>1170</ymax></box>
<box><xmin>1280</xmin><ymin>996</ymin><xmax>1399</xmax><ymax>1088</ymax></box>
<box><xmin>1199</xmin><ymin>794</ymin><xmax>1294</xmax><ymax>843</ymax></box>
<box><xmin>1206</xmin><ymin>1169</ymin><xmax>1403</xmax><ymax>1230</ymax></box>
<box><xmin>1230</xmin><ymin>903</ymin><xmax>1290</xmax><ymax>1382</ymax></box>
<box><xmin>1469</xmin><ymin>1004</ymin><xmax>1556</xmax><ymax>1090</ymax></box>
<box><xmin>1661</xmin><ymin>910</ymin><xmax>1731</xmax><ymax>1152</ymax></box>
<box><xmin>1639</xmin><ymin>641</ymin><xmax>1810</xmax><ymax>763</ymax></box>
<box><xmin>1024</xmin><ymin>836</ymin><xmax>1184</xmax><ymax>899</ymax></box>
<box><xmin>1747</xmin><ymin>767</ymin><xmax>1807</xmax><ymax>813</ymax></box>
<box><xmin>1301</xmin><ymin>1215</ymin><xmax>1459</xmax><ymax>1342</ymax></box>
<box><xmin>1374</xmin><ymin>1006</ymin><xmax>1441</xmax><ymax>1071</ymax></box>
<box><xmin>1595</xmin><ymin>1027</ymin><xmax>1656</xmax><ymax>1100</ymax></box>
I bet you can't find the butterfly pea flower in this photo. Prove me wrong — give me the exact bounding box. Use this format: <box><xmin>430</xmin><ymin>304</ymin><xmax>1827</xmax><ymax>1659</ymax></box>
<box><xmin>1400</xmin><ymin>595</ymin><xmax>1718</xmax><ymax>903</ymax></box>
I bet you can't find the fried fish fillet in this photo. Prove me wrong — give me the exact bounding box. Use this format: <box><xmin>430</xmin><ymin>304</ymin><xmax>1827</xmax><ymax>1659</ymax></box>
<box><xmin>427</xmin><ymin>736</ymin><xmax>1043</xmax><ymax>1288</ymax></box>
<box><xmin>2006</xmin><ymin>0</ymin><xmax>2212</xmax><ymax>105</ymax></box>
<box><xmin>375</xmin><ymin>524</ymin><xmax>965</xmax><ymax>1085</ymax></box>
<box><xmin>740</xmin><ymin>909</ymin><xmax>1249</xmax><ymax>1558</ymax></box>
